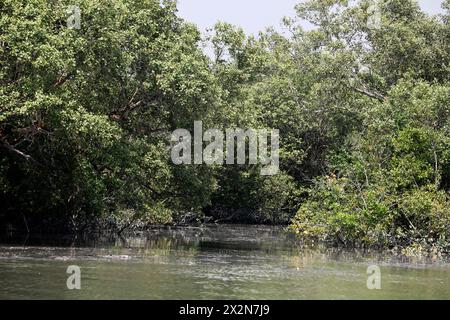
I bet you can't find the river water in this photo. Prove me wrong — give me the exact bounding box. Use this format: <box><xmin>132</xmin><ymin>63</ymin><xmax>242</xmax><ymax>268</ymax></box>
<box><xmin>0</xmin><ymin>224</ymin><xmax>449</xmax><ymax>299</ymax></box>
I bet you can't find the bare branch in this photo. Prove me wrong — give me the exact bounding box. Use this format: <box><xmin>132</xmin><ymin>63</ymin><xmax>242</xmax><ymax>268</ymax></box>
<box><xmin>53</xmin><ymin>73</ymin><xmax>70</xmax><ymax>88</ymax></box>
<box><xmin>352</xmin><ymin>87</ymin><xmax>386</xmax><ymax>102</ymax></box>
<box><xmin>0</xmin><ymin>137</ymin><xmax>34</xmax><ymax>161</ymax></box>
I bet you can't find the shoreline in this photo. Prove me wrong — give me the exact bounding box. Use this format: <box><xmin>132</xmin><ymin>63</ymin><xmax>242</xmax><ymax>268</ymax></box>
<box><xmin>1</xmin><ymin>222</ymin><xmax>448</xmax><ymax>259</ymax></box>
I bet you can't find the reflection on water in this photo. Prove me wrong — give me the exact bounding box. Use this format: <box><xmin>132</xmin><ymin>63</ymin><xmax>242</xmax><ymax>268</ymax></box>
<box><xmin>0</xmin><ymin>225</ymin><xmax>449</xmax><ymax>300</ymax></box>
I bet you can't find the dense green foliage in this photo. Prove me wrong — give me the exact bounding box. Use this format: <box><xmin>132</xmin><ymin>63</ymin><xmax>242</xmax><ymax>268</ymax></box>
<box><xmin>0</xmin><ymin>0</ymin><xmax>219</xmax><ymax>230</ymax></box>
<box><xmin>0</xmin><ymin>0</ymin><xmax>449</xmax><ymax>251</ymax></box>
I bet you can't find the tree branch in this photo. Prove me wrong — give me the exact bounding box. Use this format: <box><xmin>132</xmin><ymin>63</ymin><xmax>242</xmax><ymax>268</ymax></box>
<box><xmin>53</xmin><ymin>73</ymin><xmax>70</xmax><ymax>88</ymax></box>
<box><xmin>352</xmin><ymin>87</ymin><xmax>386</xmax><ymax>102</ymax></box>
<box><xmin>0</xmin><ymin>138</ymin><xmax>42</xmax><ymax>167</ymax></box>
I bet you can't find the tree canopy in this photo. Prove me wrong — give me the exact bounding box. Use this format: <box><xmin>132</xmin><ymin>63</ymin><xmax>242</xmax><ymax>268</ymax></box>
<box><xmin>1</xmin><ymin>0</ymin><xmax>449</xmax><ymax>252</ymax></box>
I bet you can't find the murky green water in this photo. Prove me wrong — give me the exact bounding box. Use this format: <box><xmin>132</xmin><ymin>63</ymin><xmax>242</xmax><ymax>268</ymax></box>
<box><xmin>0</xmin><ymin>225</ymin><xmax>449</xmax><ymax>300</ymax></box>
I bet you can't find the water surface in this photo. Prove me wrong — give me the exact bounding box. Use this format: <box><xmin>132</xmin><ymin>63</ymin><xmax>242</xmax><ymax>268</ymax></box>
<box><xmin>0</xmin><ymin>225</ymin><xmax>449</xmax><ymax>299</ymax></box>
